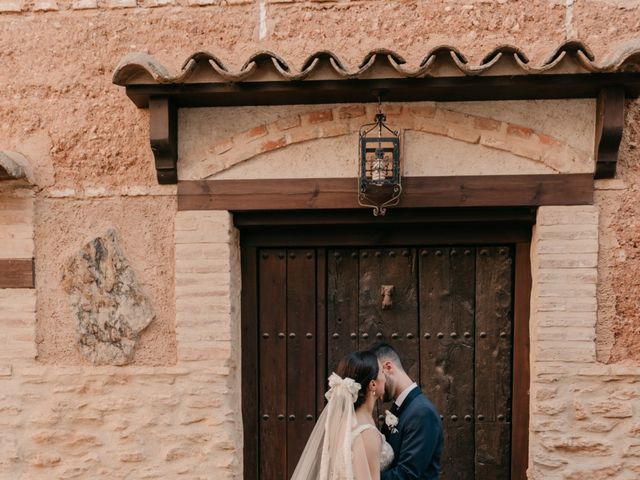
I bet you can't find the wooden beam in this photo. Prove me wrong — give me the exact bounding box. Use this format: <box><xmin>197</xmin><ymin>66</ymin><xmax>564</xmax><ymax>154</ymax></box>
<box><xmin>594</xmin><ymin>87</ymin><xmax>625</xmax><ymax>179</ymax></box>
<box><xmin>125</xmin><ymin>73</ymin><xmax>640</xmax><ymax>109</ymax></box>
<box><xmin>511</xmin><ymin>243</ymin><xmax>531</xmax><ymax>479</ymax></box>
<box><xmin>178</xmin><ymin>174</ymin><xmax>593</xmax><ymax>211</ymax></box>
<box><xmin>0</xmin><ymin>259</ymin><xmax>34</xmax><ymax>288</ymax></box>
<box><xmin>149</xmin><ymin>97</ymin><xmax>178</xmax><ymax>184</ymax></box>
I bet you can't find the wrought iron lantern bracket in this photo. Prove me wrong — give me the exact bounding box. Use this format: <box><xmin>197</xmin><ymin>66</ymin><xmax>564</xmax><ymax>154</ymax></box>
<box><xmin>358</xmin><ymin>102</ymin><xmax>402</xmax><ymax>216</ymax></box>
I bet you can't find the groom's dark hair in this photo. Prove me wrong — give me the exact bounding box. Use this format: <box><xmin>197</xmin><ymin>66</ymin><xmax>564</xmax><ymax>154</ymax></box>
<box><xmin>369</xmin><ymin>342</ymin><xmax>404</xmax><ymax>371</ymax></box>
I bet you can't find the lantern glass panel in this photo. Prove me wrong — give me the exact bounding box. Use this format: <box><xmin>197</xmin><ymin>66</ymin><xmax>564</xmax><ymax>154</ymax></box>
<box><xmin>360</xmin><ymin>136</ymin><xmax>400</xmax><ymax>189</ymax></box>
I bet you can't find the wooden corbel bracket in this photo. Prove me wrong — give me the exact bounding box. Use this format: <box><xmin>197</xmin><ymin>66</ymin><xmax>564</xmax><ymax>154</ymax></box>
<box><xmin>594</xmin><ymin>87</ymin><xmax>625</xmax><ymax>179</ymax></box>
<box><xmin>149</xmin><ymin>97</ymin><xmax>178</xmax><ymax>184</ymax></box>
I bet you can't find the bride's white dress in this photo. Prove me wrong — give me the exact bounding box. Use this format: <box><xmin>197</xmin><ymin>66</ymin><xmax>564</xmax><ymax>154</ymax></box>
<box><xmin>290</xmin><ymin>373</ymin><xmax>394</xmax><ymax>480</ymax></box>
<box><xmin>352</xmin><ymin>424</ymin><xmax>395</xmax><ymax>471</ymax></box>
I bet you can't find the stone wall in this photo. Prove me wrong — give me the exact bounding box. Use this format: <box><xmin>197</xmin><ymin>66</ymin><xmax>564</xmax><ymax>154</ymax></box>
<box><xmin>529</xmin><ymin>206</ymin><xmax>640</xmax><ymax>479</ymax></box>
<box><xmin>0</xmin><ymin>210</ymin><xmax>242</xmax><ymax>479</ymax></box>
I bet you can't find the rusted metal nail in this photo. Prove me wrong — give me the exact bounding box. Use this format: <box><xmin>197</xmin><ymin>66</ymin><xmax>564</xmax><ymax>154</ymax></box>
<box><xmin>407</xmin><ymin>333</ymin><xmax>414</xmax><ymax>339</ymax></box>
<box><xmin>262</xmin><ymin>333</ymin><xmax>269</xmax><ymax>339</ymax></box>
<box><xmin>306</xmin><ymin>333</ymin><xmax>313</xmax><ymax>339</ymax></box>
<box><xmin>350</xmin><ymin>332</ymin><xmax>357</xmax><ymax>339</ymax></box>
<box><xmin>332</xmin><ymin>333</ymin><xmax>339</xmax><ymax>339</ymax></box>
<box><xmin>391</xmin><ymin>333</ymin><xmax>399</xmax><ymax>339</ymax></box>
<box><xmin>437</xmin><ymin>332</ymin><xmax>444</xmax><ymax>339</ymax></box>
<box><xmin>289</xmin><ymin>332</ymin><xmax>296</xmax><ymax>339</ymax></box>
<box><xmin>479</xmin><ymin>332</ymin><xmax>487</xmax><ymax>338</ymax></box>
<box><xmin>450</xmin><ymin>332</ymin><xmax>458</xmax><ymax>339</ymax></box>
<box><xmin>424</xmin><ymin>333</ymin><xmax>431</xmax><ymax>339</ymax></box>
<box><xmin>262</xmin><ymin>414</ymin><xmax>269</xmax><ymax>420</ymax></box>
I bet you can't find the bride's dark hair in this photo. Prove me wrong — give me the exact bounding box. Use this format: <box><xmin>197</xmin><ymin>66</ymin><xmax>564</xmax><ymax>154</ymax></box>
<box><xmin>335</xmin><ymin>350</ymin><xmax>379</xmax><ymax>409</ymax></box>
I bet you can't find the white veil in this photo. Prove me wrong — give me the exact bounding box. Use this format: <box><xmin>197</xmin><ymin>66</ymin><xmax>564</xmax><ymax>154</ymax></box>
<box><xmin>291</xmin><ymin>373</ymin><xmax>374</xmax><ymax>480</ymax></box>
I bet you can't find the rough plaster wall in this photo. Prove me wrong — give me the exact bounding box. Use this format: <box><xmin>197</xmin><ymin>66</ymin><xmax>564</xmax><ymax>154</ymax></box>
<box><xmin>0</xmin><ymin>0</ymin><xmax>638</xmax><ymax>363</ymax></box>
<box><xmin>597</xmin><ymin>98</ymin><xmax>640</xmax><ymax>363</ymax></box>
<box><xmin>35</xmin><ymin>195</ymin><xmax>177</xmax><ymax>365</ymax></box>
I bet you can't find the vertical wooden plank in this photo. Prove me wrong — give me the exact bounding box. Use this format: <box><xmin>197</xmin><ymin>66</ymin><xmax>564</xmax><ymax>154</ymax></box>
<box><xmin>475</xmin><ymin>246</ymin><xmax>513</xmax><ymax>480</ymax></box>
<box><xmin>259</xmin><ymin>249</ymin><xmax>287</xmax><ymax>479</ymax></box>
<box><xmin>512</xmin><ymin>243</ymin><xmax>531</xmax><ymax>480</ymax></box>
<box><xmin>420</xmin><ymin>247</ymin><xmax>476</xmax><ymax>480</ymax></box>
<box><xmin>286</xmin><ymin>249</ymin><xmax>317</xmax><ymax>477</ymax></box>
<box><xmin>316</xmin><ymin>249</ymin><xmax>328</xmax><ymax>417</ymax></box>
<box><xmin>327</xmin><ymin>249</ymin><xmax>360</xmax><ymax>372</ymax></box>
<box><xmin>360</xmin><ymin>248</ymin><xmax>419</xmax><ymax>417</ymax></box>
<box><xmin>241</xmin><ymin>247</ymin><xmax>259</xmax><ymax>480</ymax></box>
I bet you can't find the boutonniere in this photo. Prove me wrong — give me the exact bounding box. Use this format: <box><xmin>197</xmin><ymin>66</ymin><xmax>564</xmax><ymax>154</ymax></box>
<box><xmin>385</xmin><ymin>410</ymin><xmax>399</xmax><ymax>434</ymax></box>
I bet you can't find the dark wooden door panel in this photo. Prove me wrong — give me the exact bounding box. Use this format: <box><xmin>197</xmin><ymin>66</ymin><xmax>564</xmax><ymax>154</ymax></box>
<box><xmin>250</xmin><ymin>243</ymin><xmax>516</xmax><ymax>480</ymax></box>
<box><xmin>475</xmin><ymin>247</ymin><xmax>513</xmax><ymax>479</ymax></box>
<box><xmin>327</xmin><ymin>249</ymin><xmax>360</xmax><ymax>373</ymax></box>
<box><xmin>420</xmin><ymin>247</ymin><xmax>476</xmax><ymax>480</ymax></box>
<box><xmin>286</xmin><ymin>249</ymin><xmax>318</xmax><ymax>478</ymax></box>
<box><xmin>258</xmin><ymin>249</ymin><xmax>287</xmax><ymax>479</ymax></box>
<box><xmin>359</xmin><ymin>248</ymin><xmax>419</xmax><ymax>377</ymax></box>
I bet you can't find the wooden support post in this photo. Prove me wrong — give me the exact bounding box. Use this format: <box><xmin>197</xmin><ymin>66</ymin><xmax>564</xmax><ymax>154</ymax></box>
<box><xmin>149</xmin><ymin>97</ymin><xmax>178</xmax><ymax>184</ymax></box>
<box><xmin>594</xmin><ymin>87</ymin><xmax>625</xmax><ymax>179</ymax></box>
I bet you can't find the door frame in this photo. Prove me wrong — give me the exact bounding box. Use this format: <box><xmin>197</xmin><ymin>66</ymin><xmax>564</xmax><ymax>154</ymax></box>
<box><xmin>239</xmin><ymin>207</ymin><xmax>532</xmax><ymax>480</ymax></box>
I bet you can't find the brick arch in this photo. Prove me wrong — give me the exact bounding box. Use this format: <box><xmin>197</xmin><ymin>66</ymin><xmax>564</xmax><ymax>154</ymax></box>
<box><xmin>188</xmin><ymin>104</ymin><xmax>590</xmax><ymax>180</ymax></box>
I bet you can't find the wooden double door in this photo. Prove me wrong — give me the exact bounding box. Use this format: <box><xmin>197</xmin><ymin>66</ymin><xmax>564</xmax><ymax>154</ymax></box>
<box><xmin>243</xmin><ymin>240</ymin><xmax>524</xmax><ymax>480</ymax></box>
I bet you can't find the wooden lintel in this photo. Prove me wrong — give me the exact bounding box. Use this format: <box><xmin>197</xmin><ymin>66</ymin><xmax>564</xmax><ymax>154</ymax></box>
<box><xmin>177</xmin><ymin>174</ymin><xmax>593</xmax><ymax>211</ymax></box>
<box><xmin>125</xmin><ymin>73</ymin><xmax>640</xmax><ymax>109</ymax></box>
<box><xmin>0</xmin><ymin>259</ymin><xmax>34</xmax><ymax>288</ymax></box>
<box><xmin>149</xmin><ymin>97</ymin><xmax>178</xmax><ymax>184</ymax></box>
<box><xmin>594</xmin><ymin>87</ymin><xmax>625</xmax><ymax>179</ymax></box>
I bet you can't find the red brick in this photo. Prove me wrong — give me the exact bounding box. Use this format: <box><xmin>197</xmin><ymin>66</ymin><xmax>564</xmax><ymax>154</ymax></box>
<box><xmin>243</xmin><ymin>124</ymin><xmax>268</xmax><ymax>140</ymax></box>
<box><xmin>211</xmin><ymin>138</ymin><xmax>234</xmax><ymax>155</ymax></box>
<box><xmin>274</xmin><ymin>115</ymin><xmax>301</xmax><ymax>131</ymax></box>
<box><xmin>338</xmin><ymin>105</ymin><xmax>366</xmax><ymax>119</ymax></box>
<box><xmin>474</xmin><ymin>116</ymin><xmax>502</xmax><ymax>131</ymax></box>
<box><xmin>408</xmin><ymin>105</ymin><xmax>436</xmax><ymax>118</ymax></box>
<box><xmin>260</xmin><ymin>137</ymin><xmax>287</xmax><ymax>153</ymax></box>
<box><xmin>507</xmin><ymin>124</ymin><xmax>534</xmax><ymax>138</ymax></box>
<box><xmin>305</xmin><ymin>110</ymin><xmax>333</xmax><ymax>124</ymax></box>
<box><xmin>537</xmin><ymin>133</ymin><xmax>563</xmax><ymax>146</ymax></box>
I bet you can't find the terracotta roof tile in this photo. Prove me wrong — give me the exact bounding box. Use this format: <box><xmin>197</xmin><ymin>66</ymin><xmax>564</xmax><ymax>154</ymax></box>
<box><xmin>113</xmin><ymin>40</ymin><xmax>640</xmax><ymax>86</ymax></box>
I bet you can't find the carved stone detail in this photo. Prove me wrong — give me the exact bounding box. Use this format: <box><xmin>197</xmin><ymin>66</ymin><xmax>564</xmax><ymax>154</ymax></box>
<box><xmin>62</xmin><ymin>230</ymin><xmax>155</xmax><ymax>365</ymax></box>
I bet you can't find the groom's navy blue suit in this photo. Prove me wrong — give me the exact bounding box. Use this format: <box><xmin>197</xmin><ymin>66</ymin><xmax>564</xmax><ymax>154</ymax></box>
<box><xmin>382</xmin><ymin>387</ymin><xmax>443</xmax><ymax>480</ymax></box>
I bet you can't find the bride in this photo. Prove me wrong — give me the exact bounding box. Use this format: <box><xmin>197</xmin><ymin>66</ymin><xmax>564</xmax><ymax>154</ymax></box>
<box><xmin>291</xmin><ymin>350</ymin><xmax>394</xmax><ymax>479</ymax></box>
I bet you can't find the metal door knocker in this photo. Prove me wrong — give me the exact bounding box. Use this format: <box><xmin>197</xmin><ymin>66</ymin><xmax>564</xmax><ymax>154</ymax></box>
<box><xmin>381</xmin><ymin>285</ymin><xmax>395</xmax><ymax>310</ymax></box>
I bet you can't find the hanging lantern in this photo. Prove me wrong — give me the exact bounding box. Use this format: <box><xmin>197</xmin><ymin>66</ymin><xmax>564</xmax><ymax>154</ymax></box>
<box><xmin>358</xmin><ymin>101</ymin><xmax>402</xmax><ymax>216</ymax></box>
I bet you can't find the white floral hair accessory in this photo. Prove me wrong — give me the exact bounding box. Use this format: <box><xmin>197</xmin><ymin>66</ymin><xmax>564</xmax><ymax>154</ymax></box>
<box><xmin>325</xmin><ymin>372</ymin><xmax>361</xmax><ymax>402</ymax></box>
<box><xmin>385</xmin><ymin>410</ymin><xmax>399</xmax><ymax>434</ymax></box>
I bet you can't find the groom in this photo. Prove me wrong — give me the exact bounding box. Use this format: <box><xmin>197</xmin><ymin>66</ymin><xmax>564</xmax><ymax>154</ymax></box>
<box><xmin>371</xmin><ymin>343</ymin><xmax>443</xmax><ymax>480</ymax></box>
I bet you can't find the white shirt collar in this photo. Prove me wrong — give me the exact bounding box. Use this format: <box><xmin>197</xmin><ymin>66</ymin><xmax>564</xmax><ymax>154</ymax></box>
<box><xmin>395</xmin><ymin>382</ymin><xmax>418</xmax><ymax>408</ymax></box>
